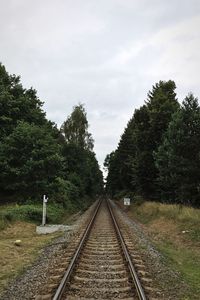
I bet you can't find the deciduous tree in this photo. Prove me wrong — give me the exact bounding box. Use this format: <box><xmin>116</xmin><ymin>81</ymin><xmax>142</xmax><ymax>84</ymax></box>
<box><xmin>61</xmin><ymin>104</ymin><xmax>94</xmax><ymax>151</ymax></box>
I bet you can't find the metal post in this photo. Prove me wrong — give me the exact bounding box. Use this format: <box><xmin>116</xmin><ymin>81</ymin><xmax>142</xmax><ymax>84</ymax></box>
<box><xmin>42</xmin><ymin>195</ymin><xmax>48</xmax><ymax>226</ymax></box>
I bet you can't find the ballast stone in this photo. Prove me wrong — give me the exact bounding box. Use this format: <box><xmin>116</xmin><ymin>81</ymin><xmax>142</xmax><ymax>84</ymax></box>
<box><xmin>36</xmin><ymin>224</ymin><xmax>74</xmax><ymax>234</ymax></box>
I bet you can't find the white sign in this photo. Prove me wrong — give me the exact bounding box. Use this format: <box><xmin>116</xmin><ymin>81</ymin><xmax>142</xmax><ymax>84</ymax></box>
<box><xmin>124</xmin><ymin>197</ymin><xmax>130</xmax><ymax>206</ymax></box>
<box><xmin>44</xmin><ymin>195</ymin><xmax>48</xmax><ymax>203</ymax></box>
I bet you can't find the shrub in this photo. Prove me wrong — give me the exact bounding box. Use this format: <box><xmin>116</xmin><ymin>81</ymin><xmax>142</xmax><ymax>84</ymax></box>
<box><xmin>49</xmin><ymin>177</ymin><xmax>80</xmax><ymax>211</ymax></box>
<box><xmin>0</xmin><ymin>203</ymin><xmax>68</xmax><ymax>229</ymax></box>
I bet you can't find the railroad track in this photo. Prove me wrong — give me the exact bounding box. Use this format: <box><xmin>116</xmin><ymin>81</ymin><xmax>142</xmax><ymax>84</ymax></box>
<box><xmin>36</xmin><ymin>200</ymin><xmax>155</xmax><ymax>299</ymax></box>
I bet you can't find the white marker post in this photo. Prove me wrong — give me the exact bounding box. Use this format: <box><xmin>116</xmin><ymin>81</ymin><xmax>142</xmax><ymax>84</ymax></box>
<box><xmin>42</xmin><ymin>195</ymin><xmax>48</xmax><ymax>226</ymax></box>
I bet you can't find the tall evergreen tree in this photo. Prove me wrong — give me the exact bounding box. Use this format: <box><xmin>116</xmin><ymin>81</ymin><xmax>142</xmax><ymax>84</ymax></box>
<box><xmin>128</xmin><ymin>80</ymin><xmax>179</xmax><ymax>198</ymax></box>
<box><xmin>105</xmin><ymin>80</ymin><xmax>179</xmax><ymax>199</ymax></box>
<box><xmin>130</xmin><ymin>105</ymin><xmax>152</xmax><ymax>196</ymax></box>
<box><xmin>155</xmin><ymin>94</ymin><xmax>200</xmax><ymax>206</ymax></box>
<box><xmin>104</xmin><ymin>151</ymin><xmax>119</xmax><ymax>196</ymax></box>
<box><xmin>104</xmin><ymin>115</ymin><xmax>137</xmax><ymax>196</ymax></box>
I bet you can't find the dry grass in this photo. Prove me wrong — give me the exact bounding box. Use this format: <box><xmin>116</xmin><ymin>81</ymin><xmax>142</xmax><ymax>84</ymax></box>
<box><xmin>123</xmin><ymin>200</ymin><xmax>200</xmax><ymax>299</ymax></box>
<box><xmin>132</xmin><ymin>201</ymin><xmax>200</xmax><ymax>224</ymax></box>
<box><xmin>0</xmin><ymin>221</ymin><xmax>62</xmax><ymax>293</ymax></box>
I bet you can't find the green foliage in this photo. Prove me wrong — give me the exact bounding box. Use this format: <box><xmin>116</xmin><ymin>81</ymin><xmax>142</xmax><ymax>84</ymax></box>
<box><xmin>130</xmin><ymin>105</ymin><xmax>153</xmax><ymax>196</ymax></box>
<box><xmin>105</xmin><ymin>80</ymin><xmax>179</xmax><ymax>199</ymax></box>
<box><xmin>105</xmin><ymin>81</ymin><xmax>200</xmax><ymax>207</ymax></box>
<box><xmin>105</xmin><ymin>115</ymin><xmax>137</xmax><ymax>195</ymax></box>
<box><xmin>61</xmin><ymin>104</ymin><xmax>94</xmax><ymax>151</ymax></box>
<box><xmin>0</xmin><ymin>63</ymin><xmax>46</xmax><ymax>139</ymax></box>
<box><xmin>62</xmin><ymin>140</ymin><xmax>103</xmax><ymax>199</ymax></box>
<box><xmin>0</xmin><ymin>63</ymin><xmax>103</xmax><ymax>210</ymax></box>
<box><xmin>104</xmin><ymin>150</ymin><xmax>118</xmax><ymax>196</ymax></box>
<box><xmin>139</xmin><ymin>80</ymin><xmax>179</xmax><ymax>197</ymax></box>
<box><xmin>155</xmin><ymin>94</ymin><xmax>200</xmax><ymax>206</ymax></box>
<box><xmin>50</xmin><ymin>177</ymin><xmax>79</xmax><ymax>210</ymax></box>
<box><xmin>0</xmin><ymin>203</ymin><xmax>69</xmax><ymax>230</ymax></box>
<box><xmin>0</xmin><ymin>122</ymin><xmax>63</xmax><ymax>200</ymax></box>
<box><xmin>60</xmin><ymin>104</ymin><xmax>103</xmax><ymax>206</ymax></box>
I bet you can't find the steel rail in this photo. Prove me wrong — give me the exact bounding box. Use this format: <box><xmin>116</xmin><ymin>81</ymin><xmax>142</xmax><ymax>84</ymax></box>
<box><xmin>53</xmin><ymin>199</ymin><xmax>102</xmax><ymax>300</ymax></box>
<box><xmin>107</xmin><ymin>199</ymin><xmax>147</xmax><ymax>300</ymax></box>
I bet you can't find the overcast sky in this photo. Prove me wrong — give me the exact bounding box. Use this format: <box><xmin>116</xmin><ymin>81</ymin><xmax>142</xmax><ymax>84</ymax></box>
<box><xmin>1</xmin><ymin>0</ymin><xmax>200</xmax><ymax>169</ymax></box>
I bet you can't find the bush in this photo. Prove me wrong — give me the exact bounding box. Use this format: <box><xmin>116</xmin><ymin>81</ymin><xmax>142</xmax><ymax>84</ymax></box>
<box><xmin>0</xmin><ymin>203</ymin><xmax>68</xmax><ymax>229</ymax></box>
<box><xmin>49</xmin><ymin>177</ymin><xmax>80</xmax><ymax>211</ymax></box>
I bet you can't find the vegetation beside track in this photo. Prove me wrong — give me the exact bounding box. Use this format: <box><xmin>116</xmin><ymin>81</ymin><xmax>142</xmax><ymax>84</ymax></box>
<box><xmin>105</xmin><ymin>80</ymin><xmax>200</xmax><ymax>208</ymax></box>
<box><xmin>121</xmin><ymin>200</ymin><xmax>200</xmax><ymax>299</ymax></box>
<box><xmin>0</xmin><ymin>203</ymin><xmax>66</xmax><ymax>230</ymax></box>
<box><xmin>0</xmin><ymin>220</ymin><xmax>62</xmax><ymax>294</ymax></box>
<box><xmin>0</xmin><ymin>201</ymin><xmax>86</xmax><ymax>295</ymax></box>
<box><xmin>0</xmin><ymin>197</ymin><xmax>94</xmax><ymax>231</ymax></box>
<box><xmin>0</xmin><ymin>63</ymin><xmax>103</xmax><ymax>211</ymax></box>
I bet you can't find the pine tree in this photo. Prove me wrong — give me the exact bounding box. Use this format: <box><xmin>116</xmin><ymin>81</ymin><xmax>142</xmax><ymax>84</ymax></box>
<box><xmin>104</xmin><ymin>115</ymin><xmax>137</xmax><ymax>196</ymax></box>
<box><xmin>105</xmin><ymin>80</ymin><xmax>179</xmax><ymax>199</ymax></box>
<box><xmin>155</xmin><ymin>94</ymin><xmax>200</xmax><ymax>206</ymax></box>
<box><xmin>130</xmin><ymin>105</ymin><xmax>152</xmax><ymax>196</ymax></box>
<box><xmin>141</xmin><ymin>80</ymin><xmax>179</xmax><ymax>197</ymax></box>
<box><xmin>104</xmin><ymin>150</ymin><xmax>119</xmax><ymax>196</ymax></box>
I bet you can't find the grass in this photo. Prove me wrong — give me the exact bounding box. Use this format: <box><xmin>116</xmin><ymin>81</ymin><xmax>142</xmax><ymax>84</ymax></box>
<box><xmin>0</xmin><ymin>221</ymin><xmax>63</xmax><ymax>294</ymax></box>
<box><xmin>0</xmin><ymin>202</ymin><xmax>80</xmax><ymax>295</ymax></box>
<box><xmin>131</xmin><ymin>201</ymin><xmax>200</xmax><ymax>243</ymax></box>
<box><xmin>157</xmin><ymin>241</ymin><xmax>200</xmax><ymax>298</ymax></box>
<box><xmin>124</xmin><ymin>200</ymin><xmax>200</xmax><ymax>299</ymax></box>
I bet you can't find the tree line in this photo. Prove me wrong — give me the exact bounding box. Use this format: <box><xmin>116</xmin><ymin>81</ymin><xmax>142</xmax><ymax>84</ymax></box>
<box><xmin>105</xmin><ymin>80</ymin><xmax>200</xmax><ymax>207</ymax></box>
<box><xmin>0</xmin><ymin>63</ymin><xmax>103</xmax><ymax>209</ymax></box>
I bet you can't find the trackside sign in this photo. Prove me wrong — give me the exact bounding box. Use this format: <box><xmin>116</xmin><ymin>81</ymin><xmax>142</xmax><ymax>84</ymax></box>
<box><xmin>124</xmin><ymin>198</ymin><xmax>130</xmax><ymax>205</ymax></box>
